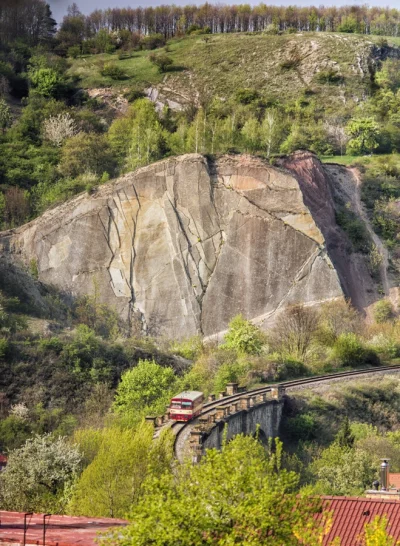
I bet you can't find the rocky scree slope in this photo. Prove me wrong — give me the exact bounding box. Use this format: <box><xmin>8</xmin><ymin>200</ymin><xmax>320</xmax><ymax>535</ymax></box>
<box><xmin>0</xmin><ymin>153</ymin><xmax>379</xmax><ymax>338</ymax></box>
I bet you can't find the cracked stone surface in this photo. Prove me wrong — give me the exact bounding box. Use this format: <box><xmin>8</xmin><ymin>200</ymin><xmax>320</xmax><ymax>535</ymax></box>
<box><xmin>0</xmin><ymin>153</ymin><xmax>346</xmax><ymax>338</ymax></box>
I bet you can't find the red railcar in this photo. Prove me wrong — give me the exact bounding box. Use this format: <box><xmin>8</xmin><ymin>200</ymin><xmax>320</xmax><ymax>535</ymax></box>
<box><xmin>169</xmin><ymin>391</ymin><xmax>204</xmax><ymax>422</ymax></box>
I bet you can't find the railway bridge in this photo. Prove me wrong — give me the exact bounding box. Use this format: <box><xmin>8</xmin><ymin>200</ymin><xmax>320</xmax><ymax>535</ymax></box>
<box><xmin>150</xmin><ymin>365</ymin><xmax>400</xmax><ymax>462</ymax></box>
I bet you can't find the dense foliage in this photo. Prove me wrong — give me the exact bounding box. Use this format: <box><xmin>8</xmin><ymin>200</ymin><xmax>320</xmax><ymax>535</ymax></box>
<box><xmin>46</xmin><ymin>3</ymin><xmax>400</xmax><ymax>41</ymax></box>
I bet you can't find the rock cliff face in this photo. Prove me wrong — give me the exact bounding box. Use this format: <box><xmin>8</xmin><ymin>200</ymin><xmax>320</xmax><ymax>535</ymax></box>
<box><xmin>0</xmin><ymin>153</ymin><xmax>368</xmax><ymax>338</ymax></box>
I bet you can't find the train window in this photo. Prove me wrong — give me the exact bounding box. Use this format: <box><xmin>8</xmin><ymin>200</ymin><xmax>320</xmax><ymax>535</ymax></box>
<box><xmin>171</xmin><ymin>402</ymin><xmax>182</xmax><ymax>408</ymax></box>
<box><xmin>182</xmin><ymin>402</ymin><xmax>192</xmax><ymax>407</ymax></box>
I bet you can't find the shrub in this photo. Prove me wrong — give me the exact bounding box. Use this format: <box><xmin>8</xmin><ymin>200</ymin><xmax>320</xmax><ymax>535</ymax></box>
<box><xmin>223</xmin><ymin>315</ymin><xmax>266</xmax><ymax>355</ymax></box>
<box><xmin>67</xmin><ymin>46</ymin><xmax>80</xmax><ymax>59</ymax></box>
<box><xmin>124</xmin><ymin>88</ymin><xmax>146</xmax><ymax>102</ymax></box>
<box><xmin>374</xmin><ymin>299</ymin><xmax>395</xmax><ymax>324</ymax></box>
<box><xmin>140</xmin><ymin>34</ymin><xmax>165</xmax><ymax>50</ymax></box>
<box><xmin>335</xmin><ymin>206</ymin><xmax>371</xmax><ymax>253</ymax></box>
<box><xmin>276</xmin><ymin>359</ymin><xmax>308</xmax><ymax>380</ymax></box>
<box><xmin>169</xmin><ymin>336</ymin><xmax>203</xmax><ymax>360</ymax></box>
<box><xmin>284</xmin><ymin>413</ymin><xmax>318</xmax><ymax>442</ymax></box>
<box><xmin>100</xmin><ymin>63</ymin><xmax>125</xmax><ymax>80</ymax></box>
<box><xmin>213</xmin><ymin>360</ymin><xmax>249</xmax><ymax>394</ymax></box>
<box><xmin>149</xmin><ymin>53</ymin><xmax>173</xmax><ymax>73</ymax></box>
<box><xmin>314</xmin><ymin>69</ymin><xmax>342</xmax><ymax>84</ymax></box>
<box><xmin>105</xmin><ymin>44</ymin><xmax>116</xmax><ymax>54</ymax></box>
<box><xmin>331</xmin><ymin>333</ymin><xmax>379</xmax><ymax>367</ymax></box>
<box><xmin>235</xmin><ymin>88</ymin><xmax>260</xmax><ymax>105</ymax></box>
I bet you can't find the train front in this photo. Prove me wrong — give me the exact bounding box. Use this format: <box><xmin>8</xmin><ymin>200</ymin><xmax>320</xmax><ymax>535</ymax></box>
<box><xmin>169</xmin><ymin>391</ymin><xmax>204</xmax><ymax>422</ymax></box>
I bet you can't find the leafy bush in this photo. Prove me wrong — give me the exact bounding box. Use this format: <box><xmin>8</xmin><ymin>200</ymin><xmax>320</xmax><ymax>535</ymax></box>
<box><xmin>331</xmin><ymin>333</ymin><xmax>379</xmax><ymax>367</ymax></box>
<box><xmin>149</xmin><ymin>53</ymin><xmax>173</xmax><ymax>73</ymax></box>
<box><xmin>29</xmin><ymin>68</ymin><xmax>64</xmax><ymax>98</ymax></box>
<box><xmin>100</xmin><ymin>63</ymin><xmax>125</xmax><ymax>80</ymax></box>
<box><xmin>235</xmin><ymin>88</ymin><xmax>260</xmax><ymax>105</ymax></box>
<box><xmin>124</xmin><ymin>88</ymin><xmax>146</xmax><ymax>102</ymax></box>
<box><xmin>67</xmin><ymin>46</ymin><xmax>81</xmax><ymax>59</ymax></box>
<box><xmin>314</xmin><ymin>69</ymin><xmax>342</xmax><ymax>84</ymax></box>
<box><xmin>276</xmin><ymin>358</ymin><xmax>308</xmax><ymax>380</ymax></box>
<box><xmin>169</xmin><ymin>336</ymin><xmax>203</xmax><ymax>360</ymax></box>
<box><xmin>373</xmin><ymin>299</ymin><xmax>395</xmax><ymax>324</ymax></box>
<box><xmin>335</xmin><ymin>206</ymin><xmax>371</xmax><ymax>253</ymax></box>
<box><xmin>59</xmin><ymin>133</ymin><xmax>117</xmax><ymax>178</ymax></box>
<box><xmin>283</xmin><ymin>413</ymin><xmax>318</xmax><ymax>442</ymax></box>
<box><xmin>223</xmin><ymin>314</ymin><xmax>266</xmax><ymax>355</ymax></box>
<box><xmin>213</xmin><ymin>360</ymin><xmax>249</xmax><ymax>394</ymax></box>
<box><xmin>0</xmin><ymin>434</ymin><xmax>81</xmax><ymax>513</ymax></box>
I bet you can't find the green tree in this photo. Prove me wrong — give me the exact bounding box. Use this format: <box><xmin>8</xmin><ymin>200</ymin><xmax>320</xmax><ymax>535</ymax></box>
<box><xmin>312</xmin><ymin>442</ymin><xmax>376</xmax><ymax>496</ymax></box>
<box><xmin>108</xmin><ymin>435</ymin><xmax>332</xmax><ymax>546</ymax></box>
<box><xmin>113</xmin><ymin>359</ymin><xmax>176</xmax><ymax>417</ymax></box>
<box><xmin>241</xmin><ymin>116</ymin><xmax>261</xmax><ymax>152</ymax></box>
<box><xmin>186</xmin><ymin>108</ymin><xmax>208</xmax><ymax>153</ymax></box>
<box><xmin>0</xmin><ymin>434</ymin><xmax>81</xmax><ymax>513</ymax></box>
<box><xmin>346</xmin><ymin>118</ymin><xmax>380</xmax><ymax>155</ymax></box>
<box><xmin>109</xmin><ymin>99</ymin><xmax>163</xmax><ymax>170</ymax></box>
<box><xmin>0</xmin><ymin>98</ymin><xmax>12</xmax><ymax>133</ymax></box>
<box><xmin>69</xmin><ymin>423</ymin><xmax>173</xmax><ymax>518</ymax></box>
<box><xmin>223</xmin><ymin>314</ymin><xmax>266</xmax><ymax>355</ymax></box>
<box><xmin>59</xmin><ymin>133</ymin><xmax>117</xmax><ymax>178</ymax></box>
<box><xmin>335</xmin><ymin>417</ymin><xmax>355</xmax><ymax>449</ymax></box>
<box><xmin>30</xmin><ymin>68</ymin><xmax>63</xmax><ymax>98</ymax></box>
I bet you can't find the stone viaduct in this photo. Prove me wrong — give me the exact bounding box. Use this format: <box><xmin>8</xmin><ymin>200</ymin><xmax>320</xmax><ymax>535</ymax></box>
<box><xmin>187</xmin><ymin>384</ymin><xmax>285</xmax><ymax>461</ymax></box>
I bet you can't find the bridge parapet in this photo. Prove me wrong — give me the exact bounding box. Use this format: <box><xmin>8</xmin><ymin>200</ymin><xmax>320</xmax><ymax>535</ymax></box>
<box><xmin>188</xmin><ymin>387</ymin><xmax>285</xmax><ymax>462</ymax></box>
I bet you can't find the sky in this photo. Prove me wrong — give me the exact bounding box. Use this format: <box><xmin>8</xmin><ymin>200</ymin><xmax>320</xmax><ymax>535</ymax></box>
<box><xmin>48</xmin><ymin>0</ymin><xmax>400</xmax><ymax>26</ymax></box>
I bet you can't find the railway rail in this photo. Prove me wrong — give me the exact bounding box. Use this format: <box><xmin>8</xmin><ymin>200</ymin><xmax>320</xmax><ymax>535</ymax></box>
<box><xmin>168</xmin><ymin>364</ymin><xmax>400</xmax><ymax>460</ymax></box>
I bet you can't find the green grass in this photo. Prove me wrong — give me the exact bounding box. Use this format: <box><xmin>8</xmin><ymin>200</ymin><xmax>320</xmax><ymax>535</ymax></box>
<box><xmin>69</xmin><ymin>49</ymin><xmax>165</xmax><ymax>89</ymax></box>
<box><xmin>321</xmin><ymin>155</ymin><xmax>361</xmax><ymax>165</ymax></box>
<box><xmin>68</xmin><ymin>32</ymin><xmax>378</xmax><ymax>111</ymax></box>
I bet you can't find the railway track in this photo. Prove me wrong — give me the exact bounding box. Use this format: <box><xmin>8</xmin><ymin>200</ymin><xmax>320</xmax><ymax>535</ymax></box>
<box><xmin>171</xmin><ymin>364</ymin><xmax>400</xmax><ymax>460</ymax></box>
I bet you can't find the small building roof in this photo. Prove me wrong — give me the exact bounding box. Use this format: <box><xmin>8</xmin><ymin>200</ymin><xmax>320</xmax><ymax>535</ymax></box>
<box><xmin>0</xmin><ymin>511</ymin><xmax>128</xmax><ymax>546</ymax></box>
<box><xmin>321</xmin><ymin>496</ymin><xmax>400</xmax><ymax>545</ymax></box>
<box><xmin>0</xmin><ymin>454</ymin><xmax>7</xmax><ymax>464</ymax></box>
<box><xmin>171</xmin><ymin>391</ymin><xmax>203</xmax><ymax>401</ymax></box>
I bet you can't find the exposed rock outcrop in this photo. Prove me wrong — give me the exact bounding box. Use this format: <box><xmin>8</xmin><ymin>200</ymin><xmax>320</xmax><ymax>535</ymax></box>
<box><xmin>0</xmin><ymin>153</ymin><xmax>374</xmax><ymax>338</ymax></box>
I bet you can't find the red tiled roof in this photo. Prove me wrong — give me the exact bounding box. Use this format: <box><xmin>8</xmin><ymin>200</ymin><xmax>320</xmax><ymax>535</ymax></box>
<box><xmin>322</xmin><ymin>496</ymin><xmax>400</xmax><ymax>545</ymax></box>
<box><xmin>0</xmin><ymin>511</ymin><xmax>128</xmax><ymax>546</ymax></box>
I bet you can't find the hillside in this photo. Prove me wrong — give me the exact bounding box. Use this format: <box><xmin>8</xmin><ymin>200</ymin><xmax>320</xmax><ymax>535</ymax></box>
<box><xmin>69</xmin><ymin>32</ymin><xmax>392</xmax><ymax>114</ymax></box>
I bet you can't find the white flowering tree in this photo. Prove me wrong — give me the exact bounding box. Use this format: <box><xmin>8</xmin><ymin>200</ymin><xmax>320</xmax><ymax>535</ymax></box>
<box><xmin>43</xmin><ymin>113</ymin><xmax>78</xmax><ymax>147</ymax></box>
<box><xmin>0</xmin><ymin>434</ymin><xmax>81</xmax><ymax>513</ymax></box>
